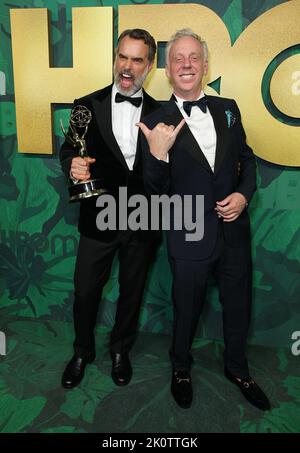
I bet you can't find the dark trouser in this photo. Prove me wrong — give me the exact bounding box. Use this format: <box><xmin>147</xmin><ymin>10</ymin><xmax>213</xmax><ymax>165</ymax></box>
<box><xmin>73</xmin><ymin>232</ymin><xmax>156</xmax><ymax>360</ymax></box>
<box><xmin>170</xmin><ymin>225</ymin><xmax>252</xmax><ymax>378</ymax></box>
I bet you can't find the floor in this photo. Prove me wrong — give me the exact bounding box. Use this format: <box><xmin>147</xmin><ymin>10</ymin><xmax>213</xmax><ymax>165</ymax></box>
<box><xmin>0</xmin><ymin>317</ymin><xmax>299</xmax><ymax>433</ymax></box>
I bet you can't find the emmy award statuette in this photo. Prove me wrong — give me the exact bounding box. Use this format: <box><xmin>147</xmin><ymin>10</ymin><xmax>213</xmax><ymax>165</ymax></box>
<box><xmin>60</xmin><ymin>105</ymin><xmax>106</xmax><ymax>202</ymax></box>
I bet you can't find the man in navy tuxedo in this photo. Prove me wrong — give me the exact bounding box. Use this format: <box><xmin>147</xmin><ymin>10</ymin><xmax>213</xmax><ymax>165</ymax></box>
<box><xmin>138</xmin><ymin>29</ymin><xmax>270</xmax><ymax>411</ymax></box>
<box><xmin>60</xmin><ymin>29</ymin><xmax>160</xmax><ymax>389</ymax></box>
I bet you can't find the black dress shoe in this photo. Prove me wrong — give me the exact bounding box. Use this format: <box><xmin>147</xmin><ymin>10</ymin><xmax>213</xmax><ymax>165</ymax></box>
<box><xmin>61</xmin><ymin>355</ymin><xmax>91</xmax><ymax>389</ymax></box>
<box><xmin>171</xmin><ymin>370</ymin><xmax>193</xmax><ymax>409</ymax></box>
<box><xmin>111</xmin><ymin>353</ymin><xmax>132</xmax><ymax>386</ymax></box>
<box><xmin>225</xmin><ymin>368</ymin><xmax>271</xmax><ymax>411</ymax></box>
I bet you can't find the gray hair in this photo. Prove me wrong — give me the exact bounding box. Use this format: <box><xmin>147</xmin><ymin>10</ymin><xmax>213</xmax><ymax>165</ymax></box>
<box><xmin>165</xmin><ymin>28</ymin><xmax>208</xmax><ymax>65</ymax></box>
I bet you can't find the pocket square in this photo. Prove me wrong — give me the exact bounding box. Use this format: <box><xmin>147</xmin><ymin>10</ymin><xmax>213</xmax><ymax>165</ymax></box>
<box><xmin>225</xmin><ymin>110</ymin><xmax>236</xmax><ymax>128</ymax></box>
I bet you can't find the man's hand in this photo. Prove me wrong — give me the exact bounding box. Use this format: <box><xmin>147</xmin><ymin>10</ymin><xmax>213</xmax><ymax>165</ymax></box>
<box><xmin>215</xmin><ymin>192</ymin><xmax>247</xmax><ymax>222</ymax></box>
<box><xmin>70</xmin><ymin>156</ymin><xmax>96</xmax><ymax>181</ymax></box>
<box><xmin>137</xmin><ymin>119</ymin><xmax>185</xmax><ymax>161</ymax></box>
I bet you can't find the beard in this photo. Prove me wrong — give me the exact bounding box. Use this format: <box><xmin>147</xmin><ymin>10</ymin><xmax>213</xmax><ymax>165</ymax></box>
<box><xmin>113</xmin><ymin>66</ymin><xmax>149</xmax><ymax>96</ymax></box>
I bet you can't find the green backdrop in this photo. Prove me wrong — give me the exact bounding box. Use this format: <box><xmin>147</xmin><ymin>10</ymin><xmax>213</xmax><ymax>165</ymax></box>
<box><xmin>0</xmin><ymin>0</ymin><xmax>299</xmax><ymax>347</ymax></box>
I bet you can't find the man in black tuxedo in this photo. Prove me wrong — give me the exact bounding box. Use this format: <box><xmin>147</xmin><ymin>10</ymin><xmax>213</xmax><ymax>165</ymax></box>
<box><xmin>60</xmin><ymin>29</ymin><xmax>160</xmax><ymax>389</ymax></box>
<box><xmin>138</xmin><ymin>29</ymin><xmax>270</xmax><ymax>410</ymax></box>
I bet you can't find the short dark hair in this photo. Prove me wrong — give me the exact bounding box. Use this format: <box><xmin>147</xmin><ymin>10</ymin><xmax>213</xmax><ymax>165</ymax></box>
<box><xmin>117</xmin><ymin>29</ymin><xmax>157</xmax><ymax>63</ymax></box>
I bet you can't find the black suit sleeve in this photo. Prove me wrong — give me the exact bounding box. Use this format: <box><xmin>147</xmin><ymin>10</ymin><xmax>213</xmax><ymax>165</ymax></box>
<box><xmin>233</xmin><ymin>101</ymin><xmax>257</xmax><ymax>203</ymax></box>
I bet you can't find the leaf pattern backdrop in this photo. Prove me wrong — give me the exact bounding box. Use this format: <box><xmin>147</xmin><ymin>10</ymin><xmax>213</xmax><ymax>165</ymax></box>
<box><xmin>0</xmin><ymin>0</ymin><xmax>299</xmax><ymax>347</ymax></box>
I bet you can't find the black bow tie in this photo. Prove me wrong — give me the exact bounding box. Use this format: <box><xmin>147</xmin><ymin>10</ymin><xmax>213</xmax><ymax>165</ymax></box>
<box><xmin>115</xmin><ymin>92</ymin><xmax>142</xmax><ymax>107</ymax></box>
<box><xmin>182</xmin><ymin>97</ymin><xmax>208</xmax><ymax>116</ymax></box>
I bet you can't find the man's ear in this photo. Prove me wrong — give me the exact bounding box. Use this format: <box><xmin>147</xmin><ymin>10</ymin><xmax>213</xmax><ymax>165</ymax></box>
<box><xmin>165</xmin><ymin>64</ymin><xmax>170</xmax><ymax>79</ymax></box>
<box><xmin>148</xmin><ymin>61</ymin><xmax>154</xmax><ymax>73</ymax></box>
<box><xmin>204</xmin><ymin>61</ymin><xmax>209</xmax><ymax>76</ymax></box>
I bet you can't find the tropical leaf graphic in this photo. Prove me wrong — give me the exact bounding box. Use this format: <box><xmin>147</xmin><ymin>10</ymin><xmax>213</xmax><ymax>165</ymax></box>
<box><xmin>0</xmin><ymin>394</ymin><xmax>46</xmax><ymax>433</ymax></box>
<box><xmin>60</xmin><ymin>367</ymin><xmax>116</xmax><ymax>424</ymax></box>
<box><xmin>241</xmin><ymin>402</ymin><xmax>300</xmax><ymax>433</ymax></box>
<box><xmin>41</xmin><ymin>426</ymin><xmax>87</xmax><ymax>433</ymax></box>
<box><xmin>0</xmin><ymin>243</ymin><xmax>72</xmax><ymax>316</ymax></box>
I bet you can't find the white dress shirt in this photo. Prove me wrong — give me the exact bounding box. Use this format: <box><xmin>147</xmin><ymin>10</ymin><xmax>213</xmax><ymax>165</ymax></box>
<box><xmin>174</xmin><ymin>91</ymin><xmax>217</xmax><ymax>172</ymax></box>
<box><xmin>112</xmin><ymin>83</ymin><xmax>143</xmax><ymax>170</ymax></box>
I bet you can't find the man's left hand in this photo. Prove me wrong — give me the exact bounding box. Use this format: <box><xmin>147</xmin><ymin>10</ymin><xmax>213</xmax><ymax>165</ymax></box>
<box><xmin>215</xmin><ymin>192</ymin><xmax>247</xmax><ymax>222</ymax></box>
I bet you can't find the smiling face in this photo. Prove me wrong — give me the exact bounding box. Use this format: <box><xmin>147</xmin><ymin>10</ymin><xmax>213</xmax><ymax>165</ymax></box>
<box><xmin>114</xmin><ymin>35</ymin><xmax>153</xmax><ymax>96</ymax></box>
<box><xmin>166</xmin><ymin>35</ymin><xmax>208</xmax><ymax>101</ymax></box>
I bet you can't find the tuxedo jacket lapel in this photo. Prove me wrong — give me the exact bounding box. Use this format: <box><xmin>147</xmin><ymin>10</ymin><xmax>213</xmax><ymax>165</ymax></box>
<box><xmin>164</xmin><ymin>99</ymin><xmax>213</xmax><ymax>174</ymax></box>
<box><xmin>133</xmin><ymin>90</ymin><xmax>155</xmax><ymax>170</ymax></box>
<box><xmin>206</xmin><ymin>97</ymin><xmax>229</xmax><ymax>176</ymax></box>
<box><xmin>92</xmin><ymin>87</ymin><xmax>128</xmax><ymax>168</ymax></box>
